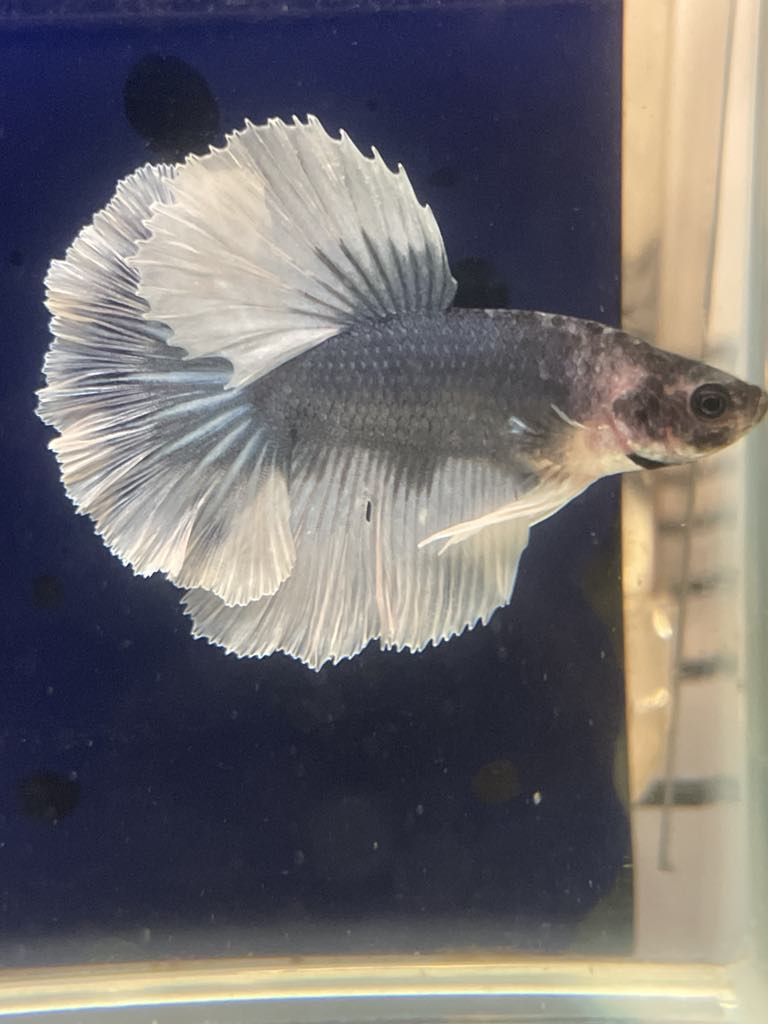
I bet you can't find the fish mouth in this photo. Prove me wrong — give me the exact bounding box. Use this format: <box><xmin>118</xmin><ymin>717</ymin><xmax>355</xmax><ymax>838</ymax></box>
<box><xmin>627</xmin><ymin>452</ymin><xmax>669</xmax><ymax>471</ymax></box>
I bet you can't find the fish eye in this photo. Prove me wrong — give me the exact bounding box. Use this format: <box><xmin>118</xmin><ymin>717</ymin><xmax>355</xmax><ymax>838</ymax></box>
<box><xmin>690</xmin><ymin>383</ymin><xmax>731</xmax><ymax>420</ymax></box>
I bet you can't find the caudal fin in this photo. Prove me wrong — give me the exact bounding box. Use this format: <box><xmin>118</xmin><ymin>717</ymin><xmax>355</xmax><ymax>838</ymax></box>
<box><xmin>38</xmin><ymin>163</ymin><xmax>294</xmax><ymax>605</ymax></box>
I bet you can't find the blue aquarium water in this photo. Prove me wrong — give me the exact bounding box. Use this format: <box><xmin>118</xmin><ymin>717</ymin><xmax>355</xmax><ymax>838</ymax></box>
<box><xmin>0</xmin><ymin>0</ymin><xmax>628</xmax><ymax>962</ymax></box>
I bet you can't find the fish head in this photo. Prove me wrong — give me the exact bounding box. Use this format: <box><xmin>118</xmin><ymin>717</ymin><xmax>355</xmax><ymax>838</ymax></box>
<box><xmin>609</xmin><ymin>351</ymin><xmax>767</xmax><ymax>469</ymax></box>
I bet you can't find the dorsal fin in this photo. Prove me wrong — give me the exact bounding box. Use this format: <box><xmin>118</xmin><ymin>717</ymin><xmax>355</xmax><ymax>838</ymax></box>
<box><xmin>130</xmin><ymin>115</ymin><xmax>456</xmax><ymax>389</ymax></box>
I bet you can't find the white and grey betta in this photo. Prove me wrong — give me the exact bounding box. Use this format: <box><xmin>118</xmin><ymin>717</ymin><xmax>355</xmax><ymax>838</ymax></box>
<box><xmin>38</xmin><ymin>117</ymin><xmax>767</xmax><ymax>669</ymax></box>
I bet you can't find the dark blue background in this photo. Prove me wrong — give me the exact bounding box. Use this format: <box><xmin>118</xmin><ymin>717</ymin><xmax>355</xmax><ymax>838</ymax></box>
<box><xmin>0</xmin><ymin>1</ymin><xmax>629</xmax><ymax>964</ymax></box>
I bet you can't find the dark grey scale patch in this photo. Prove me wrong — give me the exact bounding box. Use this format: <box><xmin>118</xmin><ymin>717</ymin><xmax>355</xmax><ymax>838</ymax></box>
<box><xmin>365</xmin><ymin>500</ymin><xmax>372</xmax><ymax>523</ymax></box>
<box><xmin>614</xmin><ymin>373</ymin><xmax>739</xmax><ymax>453</ymax></box>
<box><xmin>690</xmin><ymin>425</ymin><xmax>733</xmax><ymax>451</ymax></box>
<box><xmin>669</xmin><ymin>387</ymin><xmax>731</xmax><ymax>450</ymax></box>
<box><xmin>258</xmin><ymin>308</ymin><xmax>577</xmax><ymax>497</ymax></box>
<box><xmin>612</xmin><ymin>380</ymin><xmax>678</xmax><ymax>443</ymax></box>
<box><xmin>612</xmin><ymin>332</ymin><xmax>721</xmax><ymax>383</ymax></box>
<box><xmin>123</xmin><ymin>55</ymin><xmax>220</xmax><ymax>161</ymax></box>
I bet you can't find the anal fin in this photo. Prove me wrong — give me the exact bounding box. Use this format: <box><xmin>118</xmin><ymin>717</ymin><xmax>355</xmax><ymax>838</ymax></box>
<box><xmin>183</xmin><ymin>446</ymin><xmax>568</xmax><ymax>668</ymax></box>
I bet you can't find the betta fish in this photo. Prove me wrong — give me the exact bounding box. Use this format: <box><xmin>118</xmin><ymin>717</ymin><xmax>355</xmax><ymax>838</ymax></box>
<box><xmin>37</xmin><ymin>116</ymin><xmax>766</xmax><ymax>669</ymax></box>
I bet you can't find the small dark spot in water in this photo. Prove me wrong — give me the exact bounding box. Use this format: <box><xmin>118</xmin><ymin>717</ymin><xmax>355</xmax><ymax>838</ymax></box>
<box><xmin>9</xmin><ymin>249</ymin><xmax>23</xmax><ymax>267</ymax></box>
<box><xmin>365</xmin><ymin>98</ymin><xmax>379</xmax><ymax>112</ymax></box>
<box><xmin>20</xmin><ymin>771</ymin><xmax>80</xmax><ymax>823</ymax></box>
<box><xmin>32</xmin><ymin>573</ymin><xmax>63</xmax><ymax>608</ymax></box>
<box><xmin>453</xmin><ymin>256</ymin><xmax>509</xmax><ymax>309</ymax></box>
<box><xmin>471</xmin><ymin>758</ymin><xmax>522</xmax><ymax>804</ymax></box>
<box><xmin>365</xmin><ymin>500</ymin><xmax>372</xmax><ymax>523</ymax></box>
<box><xmin>427</xmin><ymin>164</ymin><xmax>459</xmax><ymax>188</ymax></box>
<box><xmin>307</xmin><ymin>795</ymin><xmax>391</xmax><ymax>888</ymax></box>
<box><xmin>123</xmin><ymin>55</ymin><xmax>219</xmax><ymax>161</ymax></box>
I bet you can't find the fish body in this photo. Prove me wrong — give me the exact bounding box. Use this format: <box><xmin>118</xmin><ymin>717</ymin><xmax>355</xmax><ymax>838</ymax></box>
<box><xmin>257</xmin><ymin>305</ymin><xmax>764</xmax><ymax>499</ymax></box>
<box><xmin>37</xmin><ymin>117</ymin><xmax>766</xmax><ymax>668</ymax></box>
<box><xmin>263</xmin><ymin>310</ymin><xmax>577</xmax><ymax>477</ymax></box>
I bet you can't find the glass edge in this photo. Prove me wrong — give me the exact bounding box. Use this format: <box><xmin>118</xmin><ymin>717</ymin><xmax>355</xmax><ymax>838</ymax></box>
<box><xmin>0</xmin><ymin>956</ymin><xmax>741</xmax><ymax>1019</ymax></box>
